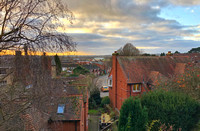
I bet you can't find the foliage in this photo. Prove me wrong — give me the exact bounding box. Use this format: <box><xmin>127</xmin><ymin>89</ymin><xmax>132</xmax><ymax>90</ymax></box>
<box><xmin>141</xmin><ymin>90</ymin><xmax>200</xmax><ymax>131</ymax></box>
<box><xmin>54</xmin><ymin>54</ymin><xmax>62</xmax><ymax>75</ymax></box>
<box><xmin>89</xmin><ymin>87</ymin><xmax>101</xmax><ymax>109</ymax></box>
<box><xmin>156</xmin><ymin>63</ymin><xmax>200</xmax><ymax>102</ymax></box>
<box><xmin>160</xmin><ymin>52</ymin><xmax>166</xmax><ymax>56</ymax></box>
<box><xmin>174</xmin><ymin>51</ymin><xmax>180</xmax><ymax>54</ymax></box>
<box><xmin>88</xmin><ymin>109</ymin><xmax>99</xmax><ymax>115</ymax></box>
<box><xmin>73</xmin><ymin>65</ymin><xmax>89</xmax><ymax>75</ymax></box>
<box><xmin>101</xmin><ymin>96</ymin><xmax>110</xmax><ymax>107</ymax></box>
<box><xmin>118</xmin><ymin>97</ymin><xmax>148</xmax><ymax>131</ymax></box>
<box><xmin>117</xmin><ymin>43</ymin><xmax>140</xmax><ymax>56</ymax></box>
<box><xmin>188</xmin><ymin>47</ymin><xmax>200</xmax><ymax>53</ymax></box>
<box><xmin>142</xmin><ymin>53</ymin><xmax>151</xmax><ymax>56</ymax></box>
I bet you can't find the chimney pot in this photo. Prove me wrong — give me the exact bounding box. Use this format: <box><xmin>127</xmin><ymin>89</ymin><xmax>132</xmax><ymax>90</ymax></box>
<box><xmin>15</xmin><ymin>51</ymin><xmax>21</xmax><ymax>56</ymax></box>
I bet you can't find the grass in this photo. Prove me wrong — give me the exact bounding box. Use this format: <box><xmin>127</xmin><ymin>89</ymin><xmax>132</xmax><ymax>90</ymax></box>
<box><xmin>88</xmin><ymin>109</ymin><xmax>99</xmax><ymax>115</ymax></box>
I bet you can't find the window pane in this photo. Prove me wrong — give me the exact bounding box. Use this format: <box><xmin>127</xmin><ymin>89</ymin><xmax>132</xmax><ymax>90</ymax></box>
<box><xmin>57</xmin><ymin>104</ymin><xmax>65</xmax><ymax>114</ymax></box>
<box><xmin>133</xmin><ymin>85</ymin><xmax>136</xmax><ymax>91</ymax></box>
<box><xmin>138</xmin><ymin>85</ymin><xmax>141</xmax><ymax>91</ymax></box>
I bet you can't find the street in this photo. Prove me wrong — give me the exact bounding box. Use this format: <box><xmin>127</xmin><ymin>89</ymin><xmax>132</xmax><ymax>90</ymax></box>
<box><xmin>95</xmin><ymin>75</ymin><xmax>109</xmax><ymax>98</ymax></box>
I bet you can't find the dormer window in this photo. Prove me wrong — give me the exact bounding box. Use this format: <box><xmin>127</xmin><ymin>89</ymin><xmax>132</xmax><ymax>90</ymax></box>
<box><xmin>132</xmin><ymin>84</ymin><xmax>141</xmax><ymax>92</ymax></box>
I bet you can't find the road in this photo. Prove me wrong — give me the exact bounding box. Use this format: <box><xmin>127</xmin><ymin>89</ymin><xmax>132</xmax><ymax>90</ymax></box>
<box><xmin>95</xmin><ymin>75</ymin><xmax>109</xmax><ymax>98</ymax></box>
<box><xmin>88</xmin><ymin>115</ymin><xmax>100</xmax><ymax>131</ymax></box>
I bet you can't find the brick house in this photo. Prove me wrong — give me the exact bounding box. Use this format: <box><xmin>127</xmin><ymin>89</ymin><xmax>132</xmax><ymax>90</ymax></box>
<box><xmin>47</xmin><ymin>81</ymin><xmax>89</xmax><ymax>131</ymax></box>
<box><xmin>0</xmin><ymin>52</ymin><xmax>88</xmax><ymax>131</ymax></box>
<box><xmin>109</xmin><ymin>51</ymin><xmax>191</xmax><ymax>111</ymax></box>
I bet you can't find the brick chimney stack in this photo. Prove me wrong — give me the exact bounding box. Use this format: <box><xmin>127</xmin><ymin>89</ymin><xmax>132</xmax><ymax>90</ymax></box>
<box><xmin>111</xmin><ymin>51</ymin><xmax>118</xmax><ymax>108</ymax></box>
<box><xmin>15</xmin><ymin>51</ymin><xmax>21</xmax><ymax>56</ymax></box>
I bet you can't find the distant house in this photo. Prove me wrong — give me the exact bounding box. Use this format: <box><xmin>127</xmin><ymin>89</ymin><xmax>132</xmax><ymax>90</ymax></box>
<box><xmin>47</xmin><ymin>81</ymin><xmax>89</xmax><ymax>131</ymax></box>
<box><xmin>109</xmin><ymin>51</ymin><xmax>191</xmax><ymax>111</ymax></box>
<box><xmin>0</xmin><ymin>52</ymin><xmax>89</xmax><ymax>131</ymax></box>
<box><xmin>92</xmin><ymin>57</ymin><xmax>104</xmax><ymax>62</ymax></box>
<box><xmin>61</xmin><ymin>62</ymin><xmax>79</xmax><ymax>72</ymax></box>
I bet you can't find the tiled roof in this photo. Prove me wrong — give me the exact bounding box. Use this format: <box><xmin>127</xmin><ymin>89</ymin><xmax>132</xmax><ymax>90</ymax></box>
<box><xmin>117</xmin><ymin>56</ymin><xmax>190</xmax><ymax>84</ymax></box>
<box><xmin>49</xmin><ymin>96</ymin><xmax>83</xmax><ymax>121</ymax></box>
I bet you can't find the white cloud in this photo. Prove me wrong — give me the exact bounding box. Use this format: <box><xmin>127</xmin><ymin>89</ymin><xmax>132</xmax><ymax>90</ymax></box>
<box><xmin>57</xmin><ymin>0</ymin><xmax>200</xmax><ymax>55</ymax></box>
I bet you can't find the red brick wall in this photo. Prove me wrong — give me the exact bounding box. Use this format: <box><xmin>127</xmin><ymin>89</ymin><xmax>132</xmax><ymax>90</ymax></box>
<box><xmin>109</xmin><ymin>54</ymin><xmax>146</xmax><ymax>111</ymax></box>
<box><xmin>109</xmin><ymin>54</ymin><xmax>130</xmax><ymax>111</ymax></box>
<box><xmin>49</xmin><ymin>121</ymin><xmax>80</xmax><ymax>131</ymax></box>
<box><xmin>116</xmin><ymin>61</ymin><xmax>129</xmax><ymax>110</ymax></box>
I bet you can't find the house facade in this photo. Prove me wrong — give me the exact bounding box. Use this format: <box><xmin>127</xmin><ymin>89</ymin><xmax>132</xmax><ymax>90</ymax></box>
<box><xmin>109</xmin><ymin>51</ymin><xmax>191</xmax><ymax>111</ymax></box>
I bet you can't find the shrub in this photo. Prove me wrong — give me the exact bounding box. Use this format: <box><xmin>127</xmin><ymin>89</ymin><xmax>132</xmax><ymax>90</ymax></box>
<box><xmin>141</xmin><ymin>90</ymin><xmax>200</xmax><ymax>131</ymax></box>
<box><xmin>73</xmin><ymin>65</ymin><xmax>89</xmax><ymax>75</ymax></box>
<box><xmin>101</xmin><ymin>96</ymin><xmax>110</xmax><ymax>107</ymax></box>
<box><xmin>156</xmin><ymin>63</ymin><xmax>200</xmax><ymax>102</ymax></box>
<box><xmin>118</xmin><ymin>97</ymin><xmax>148</xmax><ymax>131</ymax></box>
<box><xmin>88</xmin><ymin>109</ymin><xmax>99</xmax><ymax>115</ymax></box>
<box><xmin>89</xmin><ymin>87</ymin><xmax>101</xmax><ymax>109</ymax></box>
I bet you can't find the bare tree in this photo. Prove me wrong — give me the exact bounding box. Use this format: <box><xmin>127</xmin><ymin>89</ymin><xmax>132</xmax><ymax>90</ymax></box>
<box><xmin>0</xmin><ymin>55</ymin><xmax>54</xmax><ymax>130</ymax></box>
<box><xmin>117</xmin><ymin>43</ymin><xmax>140</xmax><ymax>56</ymax></box>
<box><xmin>0</xmin><ymin>0</ymin><xmax>76</xmax><ymax>53</ymax></box>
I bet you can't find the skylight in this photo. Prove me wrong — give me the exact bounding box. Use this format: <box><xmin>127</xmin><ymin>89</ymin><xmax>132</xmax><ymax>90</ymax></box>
<box><xmin>57</xmin><ymin>104</ymin><xmax>65</xmax><ymax>114</ymax></box>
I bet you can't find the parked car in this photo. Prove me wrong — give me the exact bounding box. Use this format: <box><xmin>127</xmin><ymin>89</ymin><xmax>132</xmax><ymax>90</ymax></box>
<box><xmin>101</xmin><ymin>86</ymin><xmax>109</xmax><ymax>92</ymax></box>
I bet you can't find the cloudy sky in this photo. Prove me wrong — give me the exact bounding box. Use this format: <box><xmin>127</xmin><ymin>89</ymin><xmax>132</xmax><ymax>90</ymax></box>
<box><xmin>58</xmin><ymin>0</ymin><xmax>200</xmax><ymax>55</ymax></box>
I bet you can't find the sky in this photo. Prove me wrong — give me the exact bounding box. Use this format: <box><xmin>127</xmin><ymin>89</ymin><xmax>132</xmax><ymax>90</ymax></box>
<box><xmin>57</xmin><ymin>0</ymin><xmax>200</xmax><ymax>55</ymax></box>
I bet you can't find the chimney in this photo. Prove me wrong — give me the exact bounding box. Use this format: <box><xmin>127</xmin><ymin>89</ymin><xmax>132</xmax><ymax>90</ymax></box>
<box><xmin>167</xmin><ymin>51</ymin><xmax>172</xmax><ymax>56</ymax></box>
<box><xmin>112</xmin><ymin>51</ymin><xmax>118</xmax><ymax>108</ymax></box>
<box><xmin>15</xmin><ymin>51</ymin><xmax>21</xmax><ymax>56</ymax></box>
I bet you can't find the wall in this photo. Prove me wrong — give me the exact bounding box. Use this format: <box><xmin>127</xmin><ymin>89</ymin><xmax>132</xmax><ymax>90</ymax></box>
<box><xmin>49</xmin><ymin>121</ymin><xmax>80</xmax><ymax>131</ymax></box>
<box><xmin>109</xmin><ymin>54</ymin><xmax>130</xmax><ymax>111</ymax></box>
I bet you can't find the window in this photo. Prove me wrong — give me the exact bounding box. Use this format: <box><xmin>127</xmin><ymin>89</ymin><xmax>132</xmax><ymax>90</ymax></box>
<box><xmin>57</xmin><ymin>104</ymin><xmax>65</xmax><ymax>114</ymax></box>
<box><xmin>108</xmin><ymin>75</ymin><xmax>112</xmax><ymax>87</ymax></box>
<box><xmin>0</xmin><ymin>81</ymin><xmax>7</xmax><ymax>86</ymax></box>
<box><xmin>132</xmin><ymin>84</ymin><xmax>141</xmax><ymax>92</ymax></box>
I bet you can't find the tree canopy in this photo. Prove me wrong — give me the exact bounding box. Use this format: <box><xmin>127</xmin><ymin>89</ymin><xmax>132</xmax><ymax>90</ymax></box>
<box><xmin>73</xmin><ymin>65</ymin><xmax>89</xmax><ymax>75</ymax></box>
<box><xmin>118</xmin><ymin>97</ymin><xmax>148</xmax><ymax>131</ymax></box>
<box><xmin>188</xmin><ymin>47</ymin><xmax>200</xmax><ymax>53</ymax></box>
<box><xmin>117</xmin><ymin>43</ymin><xmax>140</xmax><ymax>56</ymax></box>
<box><xmin>141</xmin><ymin>90</ymin><xmax>200</xmax><ymax>130</ymax></box>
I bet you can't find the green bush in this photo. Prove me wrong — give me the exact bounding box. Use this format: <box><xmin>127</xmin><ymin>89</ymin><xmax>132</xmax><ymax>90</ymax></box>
<box><xmin>101</xmin><ymin>96</ymin><xmax>110</xmax><ymax>107</ymax></box>
<box><xmin>73</xmin><ymin>65</ymin><xmax>89</xmax><ymax>75</ymax></box>
<box><xmin>141</xmin><ymin>90</ymin><xmax>200</xmax><ymax>131</ymax></box>
<box><xmin>88</xmin><ymin>109</ymin><xmax>99</xmax><ymax>115</ymax></box>
<box><xmin>89</xmin><ymin>87</ymin><xmax>101</xmax><ymax>109</ymax></box>
<box><xmin>118</xmin><ymin>97</ymin><xmax>148</xmax><ymax>131</ymax></box>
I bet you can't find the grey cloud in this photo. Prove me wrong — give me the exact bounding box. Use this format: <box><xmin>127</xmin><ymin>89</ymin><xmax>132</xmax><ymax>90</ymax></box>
<box><xmin>61</xmin><ymin>0</ymin><xmax>200</xmax><ymax>55</ymax></box>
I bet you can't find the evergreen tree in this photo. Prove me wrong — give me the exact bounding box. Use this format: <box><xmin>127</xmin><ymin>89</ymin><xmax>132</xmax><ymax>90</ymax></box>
<box><xmin>160</xmin><ymin>52</ymin><xmax>165</xmax><ymax>56</ymax></box>
<box><xmin>188</xmin><ymin>47</ymin><xmax>200</xmax><ymax>53</ymax></box>
<box><xmin>54</xmin><ymin>54</ymin><xmax>62</xmax><ymax>75</ymax></box>
<box><xmin>125</xmin><ymin>113</ymin><xmax>132</xmax><ymax>131</ymax></box>
<box><xmin>73</xmin><ymin>65</ymin><xmax>89</xmax><ymax>75</ymax></box>
<box><xmin>141</xmin><ymin>90</ymin><xmax>200</xmax><ymax>130</ymax></box>
<box><xmin>118</xmin><ymin>97</ymin><xmax>148</xmax><ymax>131</ymax></box>
<box><xmin>174</xmin><ymin>51</ymin><xmax>180</xmax><ymax>54</ymax></box>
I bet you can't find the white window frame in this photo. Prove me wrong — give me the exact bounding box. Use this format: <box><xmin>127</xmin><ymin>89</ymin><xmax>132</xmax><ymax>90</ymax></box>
<box><xmin>108</xmin><ymin>75</ymin><xmax>112</xmax><ymax>87</ymax></box>
<box><xmin>132</xmin><ymin>84</ymin><xmax>141</xmax><ymax>92</ymax></box>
